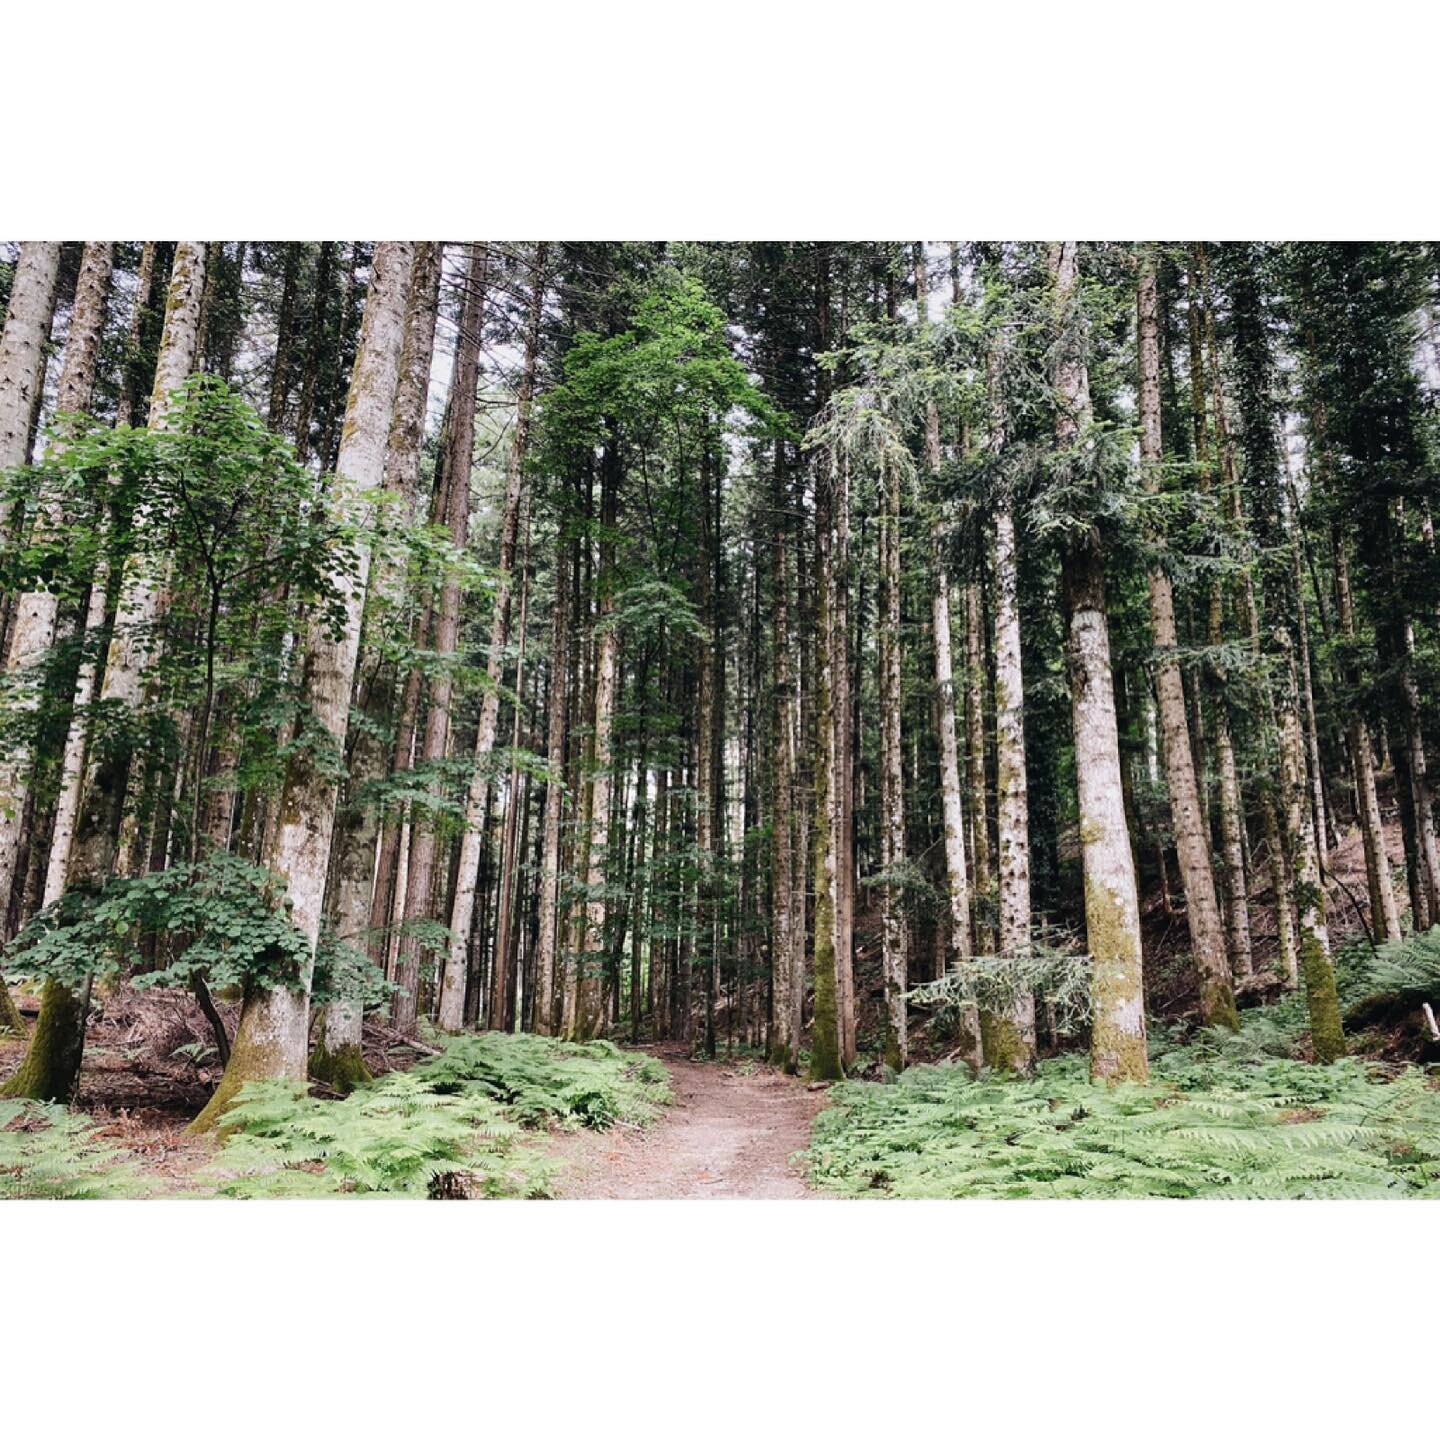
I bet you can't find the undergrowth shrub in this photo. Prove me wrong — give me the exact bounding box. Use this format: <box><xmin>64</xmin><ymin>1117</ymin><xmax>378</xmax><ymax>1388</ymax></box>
<box><xmin>808</xmin><ymin>1012</ymin><xmax>1440</xmax><ymax>1198</ymax></box>
<box><xmin>0</xmin><ymin>1100</ymin><xmax>149</xmax><ymax>1198</ymax></box>
<box><xmin>209</xmin><ymin>1032</ymin><xmax>671</xmax><ymax>1198</ymax></box>
<box><xmin>414</xmin><ymin>1032</ymin><xmax>671</xmax><ymax>1130</ymax></box>
<box><xmin>208</xmin><ymin>1074</ymin><xmax>533</xmax><ymax>1198</ymax></box>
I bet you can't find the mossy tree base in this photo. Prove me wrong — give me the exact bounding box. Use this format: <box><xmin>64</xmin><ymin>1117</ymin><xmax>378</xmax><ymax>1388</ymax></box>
<box><xmin>1299</xmin><ymin>934</ymin><xmax>1347</xmax><ymax>1064</ymax></box>
<box><xmin>309</xmin><ymin>1041</ymin><xmax>373</xmax><ymax>1095</ymax></box>
<box><xmin>979</xmin><ymin>1008</ymin><xmax>1034</xmax><ymax>1076</ymax></box>
<box><xmin>0</xmin><ymin>984</ymin><xmax>28</xmax><ymax>1039</ymax></box>
<box><xmin>0</xmin><ymin>980</ymin><xmax>87</xmax><ymax>1102</ymax></box>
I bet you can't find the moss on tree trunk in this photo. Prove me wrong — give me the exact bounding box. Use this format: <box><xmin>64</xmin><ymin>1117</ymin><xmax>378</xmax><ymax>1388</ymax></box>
<box><xmin>309</xmin><ymin>1040</ymin><xmax>373</xmax><ymax>1095</ymax></box>
<box><xmin>0</xmin><ymin>979</ymin><xmax>86</xmax><ymax>1101</ymax></box>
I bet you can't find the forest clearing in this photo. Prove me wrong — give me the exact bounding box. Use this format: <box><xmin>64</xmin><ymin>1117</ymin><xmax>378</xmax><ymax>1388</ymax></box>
<box><xmin>2</xmin><ymin>237</ymin><xmax>1440</xmax><ymax>1204</ymax></box>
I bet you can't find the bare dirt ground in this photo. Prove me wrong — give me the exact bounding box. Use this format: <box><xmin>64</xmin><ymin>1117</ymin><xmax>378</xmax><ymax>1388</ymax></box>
<box><xmin>553</xmin><ymin>1045</ymin><xmax>828</xmax><ymax>1199</ymax></box>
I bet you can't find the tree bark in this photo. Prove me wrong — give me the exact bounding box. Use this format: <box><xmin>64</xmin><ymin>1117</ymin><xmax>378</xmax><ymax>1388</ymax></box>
<box><xmin>190</xmin><ymin>242</ymin><xmax>413</xmax><ymax>1131</ymax></box>
<box><xmin>437</xmin><ymin>243</ymin><xmax>547</xmax><ymax>1032</ymax></box>
<box><xmin>987</xmin><ymin>328</ymin><xmax>1036</xmax><ymax>1071</ymax></box>
<box><xmin>878</xmin><ymin>440</ymin><xmax>908</xmax><ymax>1074</ymax></box>
<box><xmin>0</xmin><ymin>242</ymin><xmax>62</xmax><ymax>541</ymax></box>
<box><xmin>767</xmin><ymin>439</ymin><xmax>799</xmax><ymax>1072</ymax></box>
<box><xmin>0</xmin><ymin>243</ymin><xmax>114</xmax><ymax>925</ymax></box>
<box><xmin>392</xmin><ymin>243</ymin><xmax>488</xmax><ymax>1033</ymax></box>
<box><xmin>1137</xmin><ymin>253</ymin><xmax>1237</xmax><ymax>1028</ymax></box>
<box><xmin>311</xmin><ymin>241</ymin><xmax>442</xmax><ymax>1072</ymax></box>
<box><xmin>1333</xmin><ymin>527</ymin><xmax>1401</xmax><ymax>941</ymax></box>
<box><xmin>1276</xmin><ymin>631</ymin><xmax>1346</xmax><ymax>1061</ymax></box>
<box><xmin>1051</xmin><ymin>242</ymin><xmax>1148</xmax><ymax>1085</ymax></box>
<box><xmin>5</xmin><ymin>243</ymin><xmax>208</xmax><ymax>1103</ymax></box>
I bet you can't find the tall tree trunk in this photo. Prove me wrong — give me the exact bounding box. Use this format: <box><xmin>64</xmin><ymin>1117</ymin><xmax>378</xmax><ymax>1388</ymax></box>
<box><xmin>1198</xmin><ymin>246</ymin><xmax>1296</xmax><ymax>981</ymax></box>
<box><xmin>488</xmin><ymin>518</ymin><xmax>532</xmax><ymax>1031</ymax></box>
<box><xmin>267</xmin><ymin>244</ymin><xmax>303</xmax><ymax>430</ymax></box>
<box><xmin>571</xmin><ymin>549</ymin><xmax>618</xmax><ymax>1037</ymax></box>
<box><xmin>963</xmin><ymin>577</ymin><xmax>993</xmax><ymax>955</ymax></box>
<box><xmin>768</xmin><ymin>440</ymin><xmax>799</xmax><ymax>1071</ymax></box>
<box><xmin>1051</xmin><ymin>242</ymin><xmax>1148</xmax><ymax>1085</ymax></box>
<box><xmin>533</xmin><ymin>513</ymin><xmax>573</xmax><ymax>1037</ymax></box>
<box><xmin>5</xmin><ymin>244</ymin><xmax>208</xmax><ymax>1103</ymax></box>
<box><xmin>190</xmin><ymin>242</ymin><xmax>413</xmax><ymax>1131</ymax></box>
<box><xmin>809</xmin><ymin>433</ymin><xmax>843</xmax><ymax>1080</ymax></box>
<box><xmin>878</xmin><ymin>440</ymin><xmax>908</xmax><ymax>1074</ymax></box>
<box><xmin>1185</xmin><ymin>257</ymin><xmax>1252</xmax><ymax>978</ymax></box>
<box><xmin>0</xmin><ymin>243</ymin><xmax>114</xmax><ymax>927</ymax></box>
<box><xmin>311</xmin><ymin>242</ymin><xmax>442</xmax><ymax>1082</ymax></box>
<box><xmin>437</xmin><ymin>243</ymin><xmax>547</xmax><ymax>1032</ymax></box>
<box><xmin>1333</xmin><ymin>527</ymin><xmax>1401</xmax><ymax>941</ymax></box>
<box><xmin>40</xmin><ymin>247</ymin><xmax>160</xmax><ymax>918</ymax></box>
<box><xmin>0</xmin><ymin>242</ymin><xmax>62</xmax><ymax>544</ymax></box>
<box><xmin>986</xmin><ymin>329</ymin><xmax>1036</xmax><ymax>1071</ymax></box>
<box><xmin>1137</xmin><ymin>252</ymin><xmax>1237</xmax><ymax>1028</ymax></box>
<box><xmin>831</xmin><ymin>455</ymin><xmax>857</xmax><ymax>1068</ymax></box>
<box><xmin>1276</xmin><ymin>631</ymin><xmax>1346</xmax><ymax>1060</ymax></box>
<box><xmin>392</xmin><ymin>243</ymin><xmax>488</xmax><ymax>1033</ymax></box>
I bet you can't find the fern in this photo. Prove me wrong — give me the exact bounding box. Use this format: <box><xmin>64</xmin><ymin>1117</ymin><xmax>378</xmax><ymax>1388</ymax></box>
<box><xmin>807</xmin><ymin>1021</ymin><xmax>1440</xmax><ymax>1199</ymax></box>
<box><xmin>208</xmin><ymin>1032</ymin><xmax>670</xmax><ymax>1198</ymax></box>
<box><xmin>411</xmin><ymin>1032</ymin><xmax>671</xmax><ymax>1130</ymax></box>
<box><xmin>0</xmin><ymin>1101</ymin><xmax>150</xmax><ymax>1198</ymax></box>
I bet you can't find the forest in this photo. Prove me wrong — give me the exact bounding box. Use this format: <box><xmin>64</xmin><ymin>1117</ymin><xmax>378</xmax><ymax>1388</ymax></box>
<box><xmin>2</xmin><ymin>237</ymin><xmax>1440</xmax><ymax>1200</ymax></box>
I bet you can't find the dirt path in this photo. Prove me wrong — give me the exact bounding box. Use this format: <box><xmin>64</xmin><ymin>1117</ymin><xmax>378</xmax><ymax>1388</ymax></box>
<box><xmin>554</xmin><ymin>1048</ymin><xmax>827</xmax><ymax>1199</ymax></box>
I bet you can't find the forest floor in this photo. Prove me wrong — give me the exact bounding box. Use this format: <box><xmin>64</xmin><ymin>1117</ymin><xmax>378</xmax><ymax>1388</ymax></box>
<box><xmin>552</xmin><ymin>1044</ymin><xmax>827</xmax><ymax>1198</ymax></box>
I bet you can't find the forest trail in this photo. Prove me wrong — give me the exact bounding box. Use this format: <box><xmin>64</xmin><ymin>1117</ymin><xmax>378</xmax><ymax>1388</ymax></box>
<box><xmin>554</xmin><ymin>1047</ymin><xmax>828</xmax><ymax>1199</ymax></box>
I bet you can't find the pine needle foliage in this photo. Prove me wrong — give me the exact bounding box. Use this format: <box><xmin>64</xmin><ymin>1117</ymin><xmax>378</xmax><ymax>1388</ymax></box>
<box><xmin>0</xmin><ymin>1100</ymin><xmax>150</xmax><ymax>1199</ymax></box>
<box><xmin>808</xmin><ymin>1017</ymin><xmax>1440</xmax><ymax>1199</ymax></box>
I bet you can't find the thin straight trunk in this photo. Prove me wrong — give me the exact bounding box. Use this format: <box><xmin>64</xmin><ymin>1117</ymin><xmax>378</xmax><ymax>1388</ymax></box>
<box><xmin>0</xmin><ymin>242</ymin><xmax>63</xmax><ymax>542</ymax></box>
<box><xmin>927</xmin><ymin>444</ymin><xmax>980</xmax><ymax>1065</ymax></box>
<box><xmin>392</xmin><ymin>243</ymin><xmax>489</xmax><ymax>1033</ymax></box>
<box><xmin>41</xmin><ymin>246</ymin><xmax>160</xmax><ymax>916</ymax></box>
<box><xmin>1383</xmin><ymin>501</ymin><xmax>1440</xmax><ymax>929</ymax></box>
<box><xmin>696</xmin><ymin>440</ymin><xmax>723</xmax><ymax>1059</ymax></box>
<box><xmin>1137</xmin><ymin>253</ymin><xmax>1237</xmax><ymax>1028</ymax></box>
<box><xmin>768</xmin><ymin>439</ymin><xmax>799</xmax><ymax>1071</ymax></box>
<box><xmin>292</xmin><ymin>241</ymin><xmax>335</xmax><ymax>464</ymax></box>
<box><xmin>809</xmin><ymin>244</ymin><xmax>845</xmax><ymax>1079</ymax></box>
<box><xmin>364</xmin><ymin>244</ymin><xmax>445</xmax><ymax>969</ymax></box>
<box><xmin>0</xmin><ymin>243</ymin><xmax>114</xmax><ymax>925</ymax></box>
<box><xmin>650</xmin><ymin>762</ymin><xmax>671</xmax><ymax>1037</ymax></box>
<box><xmin>438</xmin><ymin>243</ymin><xmax>547</xmax><ymax>1032</ymax></box>
<box><xmin>809</xmin><ymin>431</ymin><xmax>842</xmax><ymax>1081</ymax></box>
<box><xmin>1051</xmin><ymin>242</ymin><xmax>1147</xmax><ymax>1085</ymax></box>
<box><xmin>1276</xmin><ymin>633</ymin><xmax>1346</xmax><ymax>1060</ymax></box>
<box><xmin>832</xmin><ymin>455</ymin><xmax>857</xmax><ymax>1067</ymax></box>
<box><xmin>987</xmin><ymin>329</ymin><xmax>1036</xmax><ymax>1071</ymax></box>
<box><xmin>5</xmin><ymin>244</ymin><xmax>209</xmax><ymax>1103</ymax></box>
<box><xmin>573</xmin><ymin>572</ymin><xmax>618</xmax><ymax>1037</ymax></box>
<box><xmin>1333</xmin><ymin>527</ymin><xmax>1401</xmax><ymax>940</ymax></box>
<box><xmin>488</xmin><ymin>518</ymin><xmax>532</xmax><ymax>1030</ymax></box>
<box><xmin>533</xmin><ymin>517</ymin><xmax>573</xmax><ymax>1037</ymax></box>
<box><xmin>267</xmin><ymin>244</ymin><xmax>303</xmax><ymax>429</ymax></box>
<box><xmin>1199</xmin><ymin>245</ymin><xmax>1295</xmax><ymax>981</ymax></box>
<box><xmin>1186</xmin><ymin>258</ymin><xmax>1252</xmax><ymax>978</ymax></box>
<box><xmin>963</xmin><ymin>578</ymin><xmax>993</xmax><ymax>954</ymax></box>
<box><xmin>878</xmin><ymin>440</ymin><xmax>907</xmax><ymax>1074</ymax></box>
<box><xmin>190</xmin><ymin>242</ymin><xmax>413</xmax><ymax>1131</ymax></box>
<box><xmin>628</xmin><ymin>744</ymin><xmax>649</xmax><ymax>1044</ymax></box>
<box><xmin>311</xmin><ymin>242</ymin><xmax>442</xmax><ymax>1078</ymax></box>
